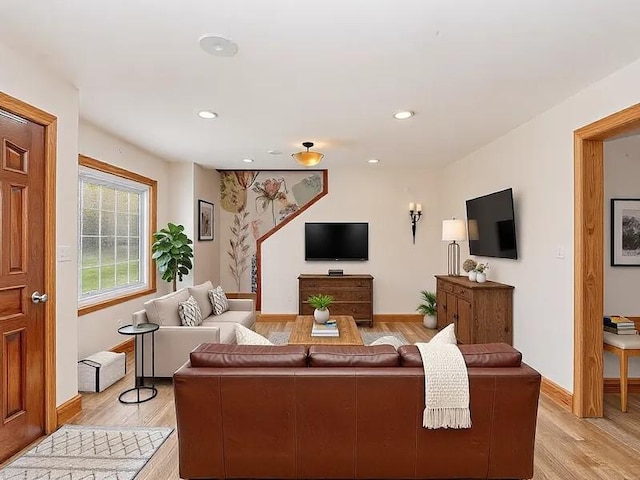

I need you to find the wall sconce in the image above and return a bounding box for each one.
[442,218,468,276]
[409,202,422,244]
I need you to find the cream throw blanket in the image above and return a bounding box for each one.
[416,342,471,429]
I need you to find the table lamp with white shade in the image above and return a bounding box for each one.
[442,219,467,276]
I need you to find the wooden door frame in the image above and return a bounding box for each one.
[574,102,640,417]
[0,92,57,432]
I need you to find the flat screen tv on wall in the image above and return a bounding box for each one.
[305,222,369,261]
[465,188,518,259]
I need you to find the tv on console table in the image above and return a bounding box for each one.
[298,274,374,327]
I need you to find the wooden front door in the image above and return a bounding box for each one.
[0,108,46,460]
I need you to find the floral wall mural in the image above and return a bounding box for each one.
[220,170,325,292]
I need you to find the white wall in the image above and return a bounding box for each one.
[261,167,441,313]
[168,162,195,288]
[193,165,221,285]
[604,134,640,377]
[440,57,640,392]
[77,121,173,358]
[0,42,80,406]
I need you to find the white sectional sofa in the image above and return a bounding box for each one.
[132,281,255,378]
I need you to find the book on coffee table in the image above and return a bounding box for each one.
[311,323,340,337]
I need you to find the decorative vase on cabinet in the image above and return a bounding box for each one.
[468,271,477,282]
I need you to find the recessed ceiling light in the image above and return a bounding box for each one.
[199,34,239,57]
[367,159,380,164]
[267,150,282,155]
[197,110,217,119]
[393,110,415,120]
[243,158,254,163]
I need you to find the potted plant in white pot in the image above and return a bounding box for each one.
[417,290,437,329]
[463,258,478,281]
[474,262,489,283]
[308,294,333,324]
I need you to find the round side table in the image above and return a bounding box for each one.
[117,322,159,404]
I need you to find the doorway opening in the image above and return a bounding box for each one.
[574,102,640,417]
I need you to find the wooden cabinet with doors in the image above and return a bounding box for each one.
[435,275,514,345]
[298,274,374,327]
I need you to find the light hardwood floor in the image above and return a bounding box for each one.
[17,322,640,479]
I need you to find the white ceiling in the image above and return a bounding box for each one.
[1,0,640,169]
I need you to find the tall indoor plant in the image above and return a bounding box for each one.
[152,223,194,291]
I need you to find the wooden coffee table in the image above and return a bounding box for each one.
[289,315,364,346]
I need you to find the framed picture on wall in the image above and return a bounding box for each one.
[198,200,214,241]
[611,198,640,266]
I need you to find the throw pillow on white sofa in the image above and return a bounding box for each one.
[143,289,190,326]
[178,295,203,326]
[235,324,273,345]
[209,286,230,315]
[187,281,214,318]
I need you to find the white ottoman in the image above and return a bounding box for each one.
[78,351,126,393]
[603,331,640,412]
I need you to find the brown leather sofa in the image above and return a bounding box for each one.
[174,343,541,480]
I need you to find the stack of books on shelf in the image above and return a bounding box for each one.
[603,316,638,335]
[311,320,339,337]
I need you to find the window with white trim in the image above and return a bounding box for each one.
[78,160,153,309]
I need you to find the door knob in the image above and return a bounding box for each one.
[31,291,48,304]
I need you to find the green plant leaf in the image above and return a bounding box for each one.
[307,294,334,310]
[152,222,194,289]
[417,290,437,316]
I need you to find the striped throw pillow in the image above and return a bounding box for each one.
[209,286,230,315]
[178,295,203,326]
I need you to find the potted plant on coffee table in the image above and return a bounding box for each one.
[308,294,333,324]
[417,290,437,329]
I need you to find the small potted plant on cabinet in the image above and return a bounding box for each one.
[474,263,489,283]
[308,294,334,324]
[417,290,437,329]
[463,258,478,281]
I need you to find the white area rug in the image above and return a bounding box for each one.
[0,425,173,480]
[268,331,408,346]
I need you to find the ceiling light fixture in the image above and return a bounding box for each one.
[292,142,324,167]
[267,150,282,155]
[367,159,380,164]
[197,110,218,119]
[199,34,239,57]
[393,110,415,120]
[243,158,254,163]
